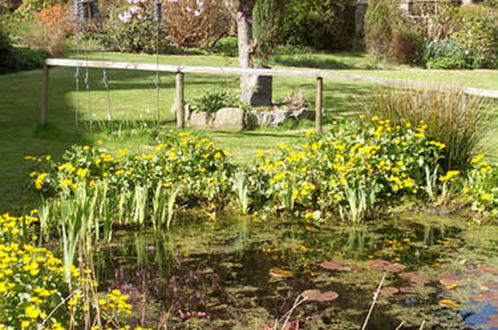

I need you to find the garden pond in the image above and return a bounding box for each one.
[92,213,498,329]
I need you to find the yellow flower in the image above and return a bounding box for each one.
[439,170,460,182]
[34,173,47,190]
[25,305,41,319]
[481,193,492,201]
[471,154,485,164]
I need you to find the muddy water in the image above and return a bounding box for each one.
[94,215,498,329]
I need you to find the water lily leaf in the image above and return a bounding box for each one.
[486,319,498,327]
[439,278,458,289]
[439,299,459,308]
[400,272,430,287]
[367,259,405,273]
[470,294,486,302]
[399,286,416,294]
[380,286,399,296]
[320,261,347,271]
[269,267,294,278]
[485,292,498,299]
[386,263,406,273]
[301,289,339,302]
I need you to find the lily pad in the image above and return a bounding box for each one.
[320,261,348,271]
[269,267,294,278]
[380,286,399,296]
[366,259,405,273]
[301,289,339,302]
[469,294,486,302]
[400,272,430,287]
[399,286,416,294]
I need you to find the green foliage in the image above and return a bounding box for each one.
[27,131,235,225]
[188,89,249,113]
[466,155,498,215]
[0,25,49,73]
[364,88,491,172]
[252,0,287,62]
[420,40,471,69]
[0,212,134,329]
[424,4,498,69]
[485,0,498,8]
[365,0,403,58]
[212,37,238,57]
[452,4,498,68]
[255,119,445,221]
[280,0,355,51]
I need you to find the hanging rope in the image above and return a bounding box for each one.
[153,1,162,125]
[73,0,86,126]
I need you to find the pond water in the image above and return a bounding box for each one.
[94,214,498,329]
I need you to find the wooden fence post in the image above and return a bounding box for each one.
[315,77,323,133]
[40,64,49,125]
[176,72,185,129]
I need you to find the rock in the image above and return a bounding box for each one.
[189,110,212,129]
[212,107,247,132]
[241,73,273,107]
[250,109,289,127]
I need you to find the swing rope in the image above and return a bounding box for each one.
[153,1,162,125]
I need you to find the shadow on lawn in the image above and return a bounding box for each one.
[0,69,89,211]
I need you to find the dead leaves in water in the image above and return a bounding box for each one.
[301,289,339,302]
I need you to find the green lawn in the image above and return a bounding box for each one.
[0,51,497,211]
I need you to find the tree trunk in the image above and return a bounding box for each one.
[237,14,272,107]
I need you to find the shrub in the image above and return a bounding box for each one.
[452,4,498,68]
[365,0,404,58]
[164,0,231,49]
[420,40,471,69]
[101,0,160,54]
[21,22,67,57]
[388,26,424,64]
[0,24,49,73]
[35,4,73,35]
[364,88,492,172]
[280,0,355,51]
[212,37,238,57]
[0,26,16,73]
[188,89,249,113]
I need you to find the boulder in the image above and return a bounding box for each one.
[212,107,247,132]
[189,110,212,129]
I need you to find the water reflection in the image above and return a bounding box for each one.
[93,215,496,329]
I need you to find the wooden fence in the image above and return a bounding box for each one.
[41,58,498,132]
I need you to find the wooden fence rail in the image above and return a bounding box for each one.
[41,58,498,130]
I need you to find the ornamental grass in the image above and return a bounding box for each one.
[364,88,492,172]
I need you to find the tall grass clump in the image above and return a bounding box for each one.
[364,88,492,171]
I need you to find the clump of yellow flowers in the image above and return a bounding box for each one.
[0,212,150,330]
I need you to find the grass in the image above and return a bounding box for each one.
[0,50,496,211]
